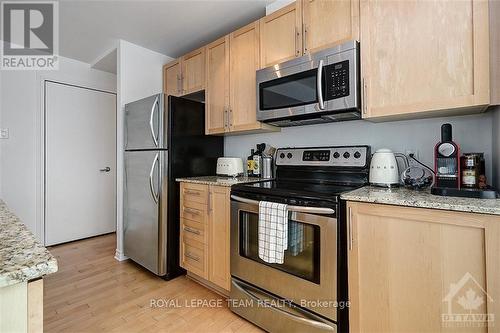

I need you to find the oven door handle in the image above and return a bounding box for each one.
[230,195,335,215]
[232,279,335,332]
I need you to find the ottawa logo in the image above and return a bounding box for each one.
[442,272,494,327]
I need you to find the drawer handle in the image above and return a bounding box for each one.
[185,190,201,196]
[185,252,200,262]
[184,207,200,215]
[184,226,201,235]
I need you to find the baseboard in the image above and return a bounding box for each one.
[114,249,128,261]
[186,272,229,298]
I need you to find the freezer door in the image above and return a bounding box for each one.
[124,94,165,150]
[124,150,168,275]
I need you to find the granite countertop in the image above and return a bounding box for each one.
[0,200,58,288]
[176,176,269,187]
[341,186,500,216]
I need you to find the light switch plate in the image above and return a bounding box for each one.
[0,128,9,139]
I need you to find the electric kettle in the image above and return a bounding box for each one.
[369,149,409,187]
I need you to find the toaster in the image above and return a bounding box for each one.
[216,157,244,177]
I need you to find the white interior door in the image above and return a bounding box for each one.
[45,81,116,246]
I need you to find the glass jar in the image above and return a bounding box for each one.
[461,154,480,188]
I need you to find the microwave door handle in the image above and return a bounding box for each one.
[230,195,335,215]
[317,59,325,110]
[231,279,335,332]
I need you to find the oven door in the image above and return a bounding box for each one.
[230,196,337,321]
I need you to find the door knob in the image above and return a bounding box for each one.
[100,167,111,172]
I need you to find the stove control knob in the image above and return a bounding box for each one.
[333,152,340,159]
[354,151,361,159]
[279,153,285,159]
[343,152,350,159]
[287,153,293,159]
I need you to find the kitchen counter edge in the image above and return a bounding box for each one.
[341,186,500,216]
[0,200,58,288]
[176,176,268,187]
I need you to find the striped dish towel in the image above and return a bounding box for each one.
[258,201,289,264]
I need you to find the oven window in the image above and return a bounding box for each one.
[239,211,321,284]
[259,69,318,110]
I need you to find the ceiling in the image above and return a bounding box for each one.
[59,0,274,64]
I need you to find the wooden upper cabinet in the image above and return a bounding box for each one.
[229,22,262,132]
[302,0,359,54]
[208,186,231,291]
[347,202,500,333]
[259,2,302,69]
[181,47,205,95]
[163,59,181,97]
[361,0,490,120]
[205,36,230,135]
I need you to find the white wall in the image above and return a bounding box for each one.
[493,107,500,189]
[0,52,116,241]
[225,112,496,181]
[266,0,295,14]
[115,40,172,260]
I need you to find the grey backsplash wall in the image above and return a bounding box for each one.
[493,108,500,188]
[225,110,499,186]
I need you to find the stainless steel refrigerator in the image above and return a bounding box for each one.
[123,94,223,278]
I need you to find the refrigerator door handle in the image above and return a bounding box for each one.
[149,96,159,147]
[149,153,160,203]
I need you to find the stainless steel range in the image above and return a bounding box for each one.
[229,145,371,333]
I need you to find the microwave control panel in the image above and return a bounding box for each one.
[325,60,350,100]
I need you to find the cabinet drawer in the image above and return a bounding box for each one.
[181,183,208,205]
[181,218,206,244]
[180,201,207,224]
[181,238,207,279]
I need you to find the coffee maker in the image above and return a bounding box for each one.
[434,123,460,188]
[431,123,498,199]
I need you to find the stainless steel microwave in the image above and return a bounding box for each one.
[256,41,360,127]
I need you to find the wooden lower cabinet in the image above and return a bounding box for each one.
[207,186,231,291]
[179,182,231,292]
[0,279,43,333]
[347,202,500,333]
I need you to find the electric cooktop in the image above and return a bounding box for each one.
[232,180,364,203]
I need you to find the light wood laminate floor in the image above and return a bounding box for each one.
[44,233,262,333]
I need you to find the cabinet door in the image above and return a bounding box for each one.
[361,0,490,120]
[208,185,231,291]
[163,60,181,96]
[229,22,261,132]
[28,279,43,333]
[259,2,302,68]
[205,36,229,135]
[302,0,359,54]
[347,202,500,333]
[182,47,205,94]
